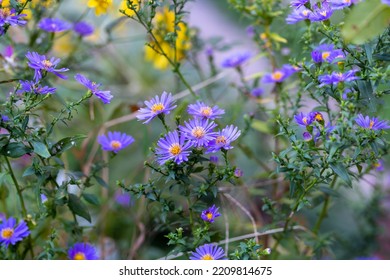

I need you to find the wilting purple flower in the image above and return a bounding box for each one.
[374,160,385,172]
[309,2,333,22]
[155,130,193,165]
[311,44,345,63]
[329,0,358,10]
[206,125,241,153]
[180,118,217,147]
[262,64,296,83]
[291,0,309,8]
[18,80,56,95]
[136,91,176,124]
[294,112,313,127]
[187,101,225,120]
[26,51,69,81]
[221,52,251,68]
[74,74,113,104]
[303,131,313,141]
[0,8,26,27]
[355,114,390,130]
[114,191,132,207]
[251,87,264,97]
[73,21,94,37]
[98,131,134,153]
[318,69,359,87]
[38,18,72,32]
[234,168,243,178]
[68,243,98,260]
[210,156,219,164]
[286,7,312,24]
[0,217,30,248]
[190,243,226,260]
[201,205,221,223]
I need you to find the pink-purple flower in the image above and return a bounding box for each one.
[201,205,221,223]
[26,51,69,82]
[38,18,72,32]
[0,217,30,248]
[136,91,177,124]
[180,118,218,147]
[98,131,135,153]
[187,101,225,120]
[206,125,241,153]
[318,69,359,87]
[155,130,193,165]
[355,114,390,130]
[190,243,226,260]
[68,242,99,260]
[75,73,113,104]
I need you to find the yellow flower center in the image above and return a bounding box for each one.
[200,107,212,117]
[110,140,122,150]
[192,127,206,138]
[322,51,330,60]
[271,71,284,81]
[74,252,86,260]
[206,212,213,220]
[42,59,53,69]
[201,254,214,260]
[216,136,227,145]
[343,0,351,3]
[169,144,182,156]
[151,103,165,113]
[1,8,11,17]
[1,228,14,239]
[320,11,328,17]
[373,162,380,168]
[314,113,323,122]
[260,33,268,40]
[302,117,308,125]
[369,120,375,129]
[302,10,309,16]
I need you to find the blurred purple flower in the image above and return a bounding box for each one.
[374,160,385,172]
[318,69,359,87]
[309,2,333,22]
[201,205,221,223]
[309,111,325,124]
[311,44,345,63]
[290,0,309,8]
[38,18,72,32]
[251,87,264,97]
[206,125,241,153]
[0,8,26,27]
[74,21,94,37]
[136,91,176,124]
[329,0,358,10]
[1,115,9,122]
[0,213,5,223]
[0,217,30,248]
[180,118,218,147]
[382,0,390,5]
[18,80,56,95]
[262,64,296,83]
[210,156,219,164]
[221,52,251,68]
[187,101,225,120]
[286,7,312,24]
[26,51,69,81]
[41,194,48,203]
[68,243,99,260]
[190,244,226,260]
[294,112,313,127]
[303,131,313,141]
[155,130,193,165]
[246,25,255,38]
[75,73,113,104]
[114,191,132,207]
[234,168,243,178]
[98,131,135,153]
[355,114,390,130]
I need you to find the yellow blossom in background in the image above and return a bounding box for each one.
[30,0,53,8]
[88,0,112,16]
[145,7,191,70]
[1,0,33,20]
[52,33,75,57]
[119,0,139,17]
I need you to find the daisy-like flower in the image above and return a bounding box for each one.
[0,8,27,27]
[294,112,313,127]
[262,64,296,83]
[201,205,221,223]
[180,118,218,147]
[187,101,225,120]
[318,69,359,87]
[98,131,135,153]
[26,51,69,82]
[221,52,251,68]
[206,125,241,153]
[68,242,99,260]
[0,217,30,248]
[38,18,72,32]
[73,21,94,37]
[74,74,113,104]
[190,243,226,260]
[355,114,390,130]
[329,0,358,10]
[309,2,333,22]
[87,0,112,16]
[136,91,176,124]
[155,130,193,165]
[18,80,56,95]
[374,160,385,172]
[286,6,312,24]
[290,0,309,8]
[309,111,325,125]
[311,44,345,64]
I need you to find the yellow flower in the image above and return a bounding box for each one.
[145,7,191,70]
[87,0,112,16]
[1,0,33,20]
[119,0,139,17]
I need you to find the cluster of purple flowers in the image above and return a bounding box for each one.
[286,0,359,24]
[137,93,241,165]
[38,18,94,37]
[294,111,333,142]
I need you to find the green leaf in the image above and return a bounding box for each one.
[94,175,109,188]
[68,194,91,222]
[32,141,51,158]
[22,166,35,177]
[50,135,86,156]
[342,0,390,44]
[1,143,32,158]
[82,193,100,206]
[329,163,352,187]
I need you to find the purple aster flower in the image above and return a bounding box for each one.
[234,168,243,178]
[114,191,132,207]
[294,112,313,127]
[382,0,390,5]
[73,21,94,37]
[290,0,309,8]
[0,8,27,27]
[179,118,218,147]
[329,0,358,10]
[68,242,99,260]
[136,91,176,124]
[309,111,325,124]
[311,44,345,63]
[74,74,113,104]
[374,160,385,172]
[355,114,390,130]
[155,130,193,165]
[98,131,135,153]
[262,64,296,83]
[251,87,264,97]
[18,80,56,95]
[38,18,72,32]
[0,217,30,248]
[26,51,69,82]
[187,101,225,120]
[190,243,226,260]
[221,52,251,68]
[303,131,313,141]
[309,2,333,22]
[286,7,312,24]
[206,125,241,153]
[201,205,221,223]
[318,69,359,87]
[210,155,219,164]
